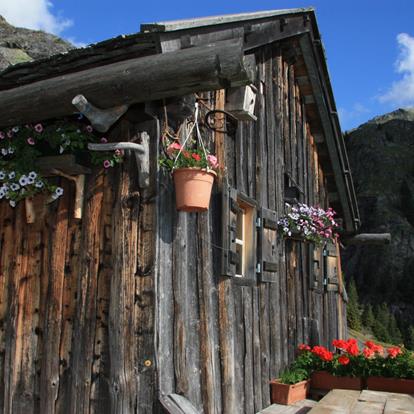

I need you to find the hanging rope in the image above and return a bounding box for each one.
[172,102,209,170]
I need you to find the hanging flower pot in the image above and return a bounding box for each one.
[173,168,216,212]
[159,102,219,212]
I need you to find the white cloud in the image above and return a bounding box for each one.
[0,0,72,35]
[379,33,414,105]
[338,102,371,127]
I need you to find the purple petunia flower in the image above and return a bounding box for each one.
[34,123,43,133]
[103,160,111,169]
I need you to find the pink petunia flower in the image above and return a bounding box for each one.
[103,160,111,169]
[100,137,108,143]
[86,125,93,133]
[27,137,35,145]
[166,141,182,156]
[0,132,4,140]
[207,154,219,168]
[34,123,43,133]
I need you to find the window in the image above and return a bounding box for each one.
[234,198,255,278]
[221,186,257,283]
[222,184,279,284]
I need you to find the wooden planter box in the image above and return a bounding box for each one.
[270,379,309,405]
[367,377,414,394]
[311,371,363,391]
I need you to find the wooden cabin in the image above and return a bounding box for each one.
[0,8,360,414]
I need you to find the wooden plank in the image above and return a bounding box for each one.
[309,389,361,414]
[38,184,70,414]
[351,400,385,414]
[384,393,414,414]
[196,212,222,414]
[359,390,389,404]
[218,276,240,413]
[252,287,263,412]
[233,285,245,410]
[68,172,103,413]
[0,39,256,127]
[160,393,202,414]
[89,173,112,414]
[242,287,254,414]
[156,171,175,398]
[173,212,202,410]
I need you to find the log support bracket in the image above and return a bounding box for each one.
[88,132,150,189]
[342,233,391,246]
[72,94,129,133]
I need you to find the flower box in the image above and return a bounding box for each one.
[366,377,414,394]
[311,371,363,391]
[270,379,310,405]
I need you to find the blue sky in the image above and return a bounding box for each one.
[0,0,413,131]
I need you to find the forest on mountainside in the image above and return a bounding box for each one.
[343,108,414,349]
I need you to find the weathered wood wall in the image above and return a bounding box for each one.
[0,121,157,413]
[0,43,347,414]
[156,43,347,414]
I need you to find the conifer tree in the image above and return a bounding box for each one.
[372,303,391,343]
[406,326,414,350]
[362,304,375,330]
[388,313,403,344]
[347,277,362,330]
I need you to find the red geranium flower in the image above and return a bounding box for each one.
[298,344,311,351]
[312,346,333,361]
[338,355,350,365]
[346,343,360,356]
[183,151,191,159]
[332,339,347,350]
[192,153,201,161]
[363,347,375,358]
[365,341,383,354]
[387,347,402,359]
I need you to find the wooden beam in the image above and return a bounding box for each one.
[343,233,391,246]
[0,39,255,127]
[299,33,358,232]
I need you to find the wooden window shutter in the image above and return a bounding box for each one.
[258,207,278,283]
[221,185,239,277]
[324,239,339,291]
[309,243,323,291]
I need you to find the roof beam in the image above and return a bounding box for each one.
[299,33,358,232]
[0,39,255,127]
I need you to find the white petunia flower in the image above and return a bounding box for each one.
[9,200,16,207]
[19,176,28,186]
[28,171,37,180]
[8,171,15,179]
[10,183,20,191]
[35,181,44,188]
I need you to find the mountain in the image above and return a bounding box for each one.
[343,108,414,339]
[0,15,73,70]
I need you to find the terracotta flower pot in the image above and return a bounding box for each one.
[172,168,216,212]
[270,379,310,405]
[367,377,414,394]
[311,371,363,391]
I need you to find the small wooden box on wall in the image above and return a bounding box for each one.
[225,84,257,121]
